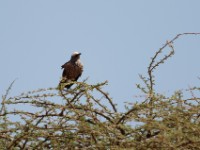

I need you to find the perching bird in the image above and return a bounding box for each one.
[60,52,83,89]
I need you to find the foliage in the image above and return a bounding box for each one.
[1,33,200,150]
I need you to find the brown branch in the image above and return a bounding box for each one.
[96,87,117,113]
[117,107,138,124]
[148,32,200,93]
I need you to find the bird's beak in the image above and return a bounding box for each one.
[78,53,81,55]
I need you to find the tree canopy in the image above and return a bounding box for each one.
[1,33,200,150]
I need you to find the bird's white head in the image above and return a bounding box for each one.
[71,51,81,57]
[70,51,81,62]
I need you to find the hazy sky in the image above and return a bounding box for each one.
[1,1,200,110]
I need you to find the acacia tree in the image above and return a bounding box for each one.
[1,33,200,150]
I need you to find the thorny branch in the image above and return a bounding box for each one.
[148,32,200,97]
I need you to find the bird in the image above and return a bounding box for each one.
[60,52,83,89]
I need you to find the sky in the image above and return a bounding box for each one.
[1,1,200,111]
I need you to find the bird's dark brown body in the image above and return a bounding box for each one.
[61,52,83,89]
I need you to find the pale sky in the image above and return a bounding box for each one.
[1,1,200,110]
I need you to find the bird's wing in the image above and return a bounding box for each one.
[62,62,73,78]
[61,61,83,81]
[61,62,69,69]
